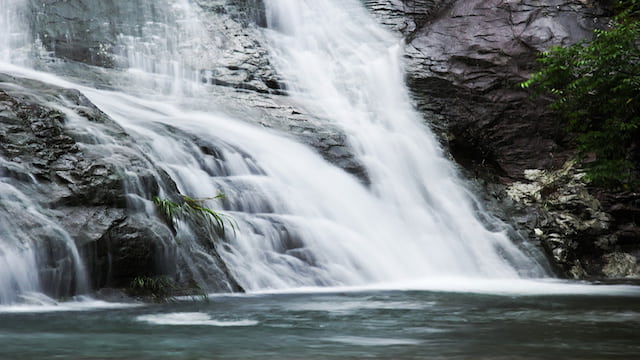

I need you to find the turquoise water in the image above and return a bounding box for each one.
[1,287,639,359]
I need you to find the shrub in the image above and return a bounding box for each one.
[521,1,639,187]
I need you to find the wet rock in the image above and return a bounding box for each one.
[0,74,242,297]
[225,0,267,27]
[193,0,284,94]
[364,0,451,37]
[505,161,639,279]
[88,216,169,289]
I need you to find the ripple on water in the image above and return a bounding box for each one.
[136,312,258,327]
[325,336,422,346]
[286,300,432,314]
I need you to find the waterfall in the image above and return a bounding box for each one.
[260,0,547,280]
[0,0,547,302]
[1,0,88,304]
[0,0,30,64]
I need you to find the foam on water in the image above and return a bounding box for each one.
[244,278,640,297]
[137,312,258,326]
[286,300,431,313]
[0,294,139,313]
[325,336,422,346]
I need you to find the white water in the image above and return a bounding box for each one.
[137,312,258,326]
[244,278,640,297]
[0,0,30,64]
[112,0,213,96]
[0,181,88,303]
[0,0,552,305]
[0,293,137,313]
[261,0,546,279]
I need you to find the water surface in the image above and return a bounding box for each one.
[1,286,639,359]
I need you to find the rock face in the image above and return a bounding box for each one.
[28,0,367,183]
[0,74,243,298]
[29,0,281,93]
[364,0,450,37]
[385,0,609,179]
[504,162,639,279]
[364,0,639,279]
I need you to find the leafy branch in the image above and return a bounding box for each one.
[520,0,640,187]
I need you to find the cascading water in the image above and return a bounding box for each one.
[0,0,88,304]
[0,0,30,64]
[260,0,546,281]
[0,0,549,303]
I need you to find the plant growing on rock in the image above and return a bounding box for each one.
[521,0,640,187]
[129,276,175,301]
[153,194,236,237]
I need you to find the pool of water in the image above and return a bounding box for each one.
[1,284,639,359]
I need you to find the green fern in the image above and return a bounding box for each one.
[153,193,236,237]
[129,276,175,301]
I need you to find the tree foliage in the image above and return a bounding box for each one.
[521,1,640,186]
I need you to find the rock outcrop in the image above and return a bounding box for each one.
[0,73,243,297]
[364,0,639,279]
[505,162,639,279]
